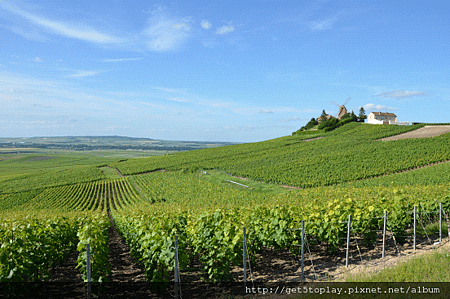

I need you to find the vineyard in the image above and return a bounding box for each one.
[1,123,450,297]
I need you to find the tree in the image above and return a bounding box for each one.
[305,117,318,130]
[319,110,327,122]
[358,107,367,122]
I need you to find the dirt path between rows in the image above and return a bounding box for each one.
[106,190,146,283]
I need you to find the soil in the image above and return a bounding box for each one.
[106,185,146,282]
[229,233,448,283]
[106,224,146,282]
[378,125,450,141]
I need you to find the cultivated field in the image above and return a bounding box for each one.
[1,123,450,297]
[379,125,450,141]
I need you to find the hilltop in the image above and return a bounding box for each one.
[111,122,450,187]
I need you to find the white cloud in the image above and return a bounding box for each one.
[278,116,308,122]
[68,70,98,78]
[308,16,338,31]
[260,109,274,113]
[167,97,191,103]
[0,1,124,44]
[363,103,399,111]
[101,57,144,62]
[201,20,212,29]
[153,86,187,94]
[375,90,428,99]
[215,25,235,35]
[143,7,192,52]
[34,57,43,62]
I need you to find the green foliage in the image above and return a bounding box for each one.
[113,212,188,283]
[0,216,78,281]
[296,118,319,132]
[358,107,367,122]
[112,123,439,188]
[76,214,111,282]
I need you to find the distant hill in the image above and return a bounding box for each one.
[111,122,450,187]
[0,136,237,152]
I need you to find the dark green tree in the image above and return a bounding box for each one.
[358,107,367,122]
[319,110,327,122]
[305,117,318,130]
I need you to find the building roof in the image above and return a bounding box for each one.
[370,112,397,117]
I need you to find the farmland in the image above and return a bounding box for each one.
[1,123,450,296]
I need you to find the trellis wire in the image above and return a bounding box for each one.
[86,243,91,299]
[418,208,433,245]
[440,202,443,243]
[301,220,305,282]
[291,204,448,281]
[345,214,351,267]
[352,233,363,262]
[382,210,387,257]
[420,203,433,226]
[243,227,246,284]
[242,227,254,286]
[304,232,317,280]
[414,206,417,250]
[174,235,181,299]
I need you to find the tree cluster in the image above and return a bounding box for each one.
[294,107,367,134]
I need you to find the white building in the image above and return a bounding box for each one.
[367,112,408,125]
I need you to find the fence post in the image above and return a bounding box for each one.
[346,215,351,267]
[87,243,91,299]
[174,235,179,299]
[243,227,247,285]
[301,220,305,282]
[382,210,387,258]
[413,206,417,251]
[439,202,442,243]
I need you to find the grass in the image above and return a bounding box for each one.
[344,243,450,282]
[197,168,290,195]
[99,166,122,179]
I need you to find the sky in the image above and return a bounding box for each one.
[0,0,449,142]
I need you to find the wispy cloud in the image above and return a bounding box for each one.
[1,24,48,42]
[260,109,274,113]
[0,0,124,44]
[167,97,191,103]
[215,25,235,35]
[33,57,43,62]
[308,16,339,31]
[153,86,187,94]
[363,103,399,111]
[68,70,98,78]
[201,20,211,29]
[101,57,144,63]
[142,7,192,52]
[375,90,428,99]
[278,116,308,122]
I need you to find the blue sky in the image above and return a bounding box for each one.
[0,0,449,142]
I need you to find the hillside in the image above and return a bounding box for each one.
[1,122,450,294]
[111,122,450,187]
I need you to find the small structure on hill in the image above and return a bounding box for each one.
[367,112,408,125]
[331,97,351,119]
[317,114,336,124]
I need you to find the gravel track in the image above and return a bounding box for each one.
[379,125,450,141]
